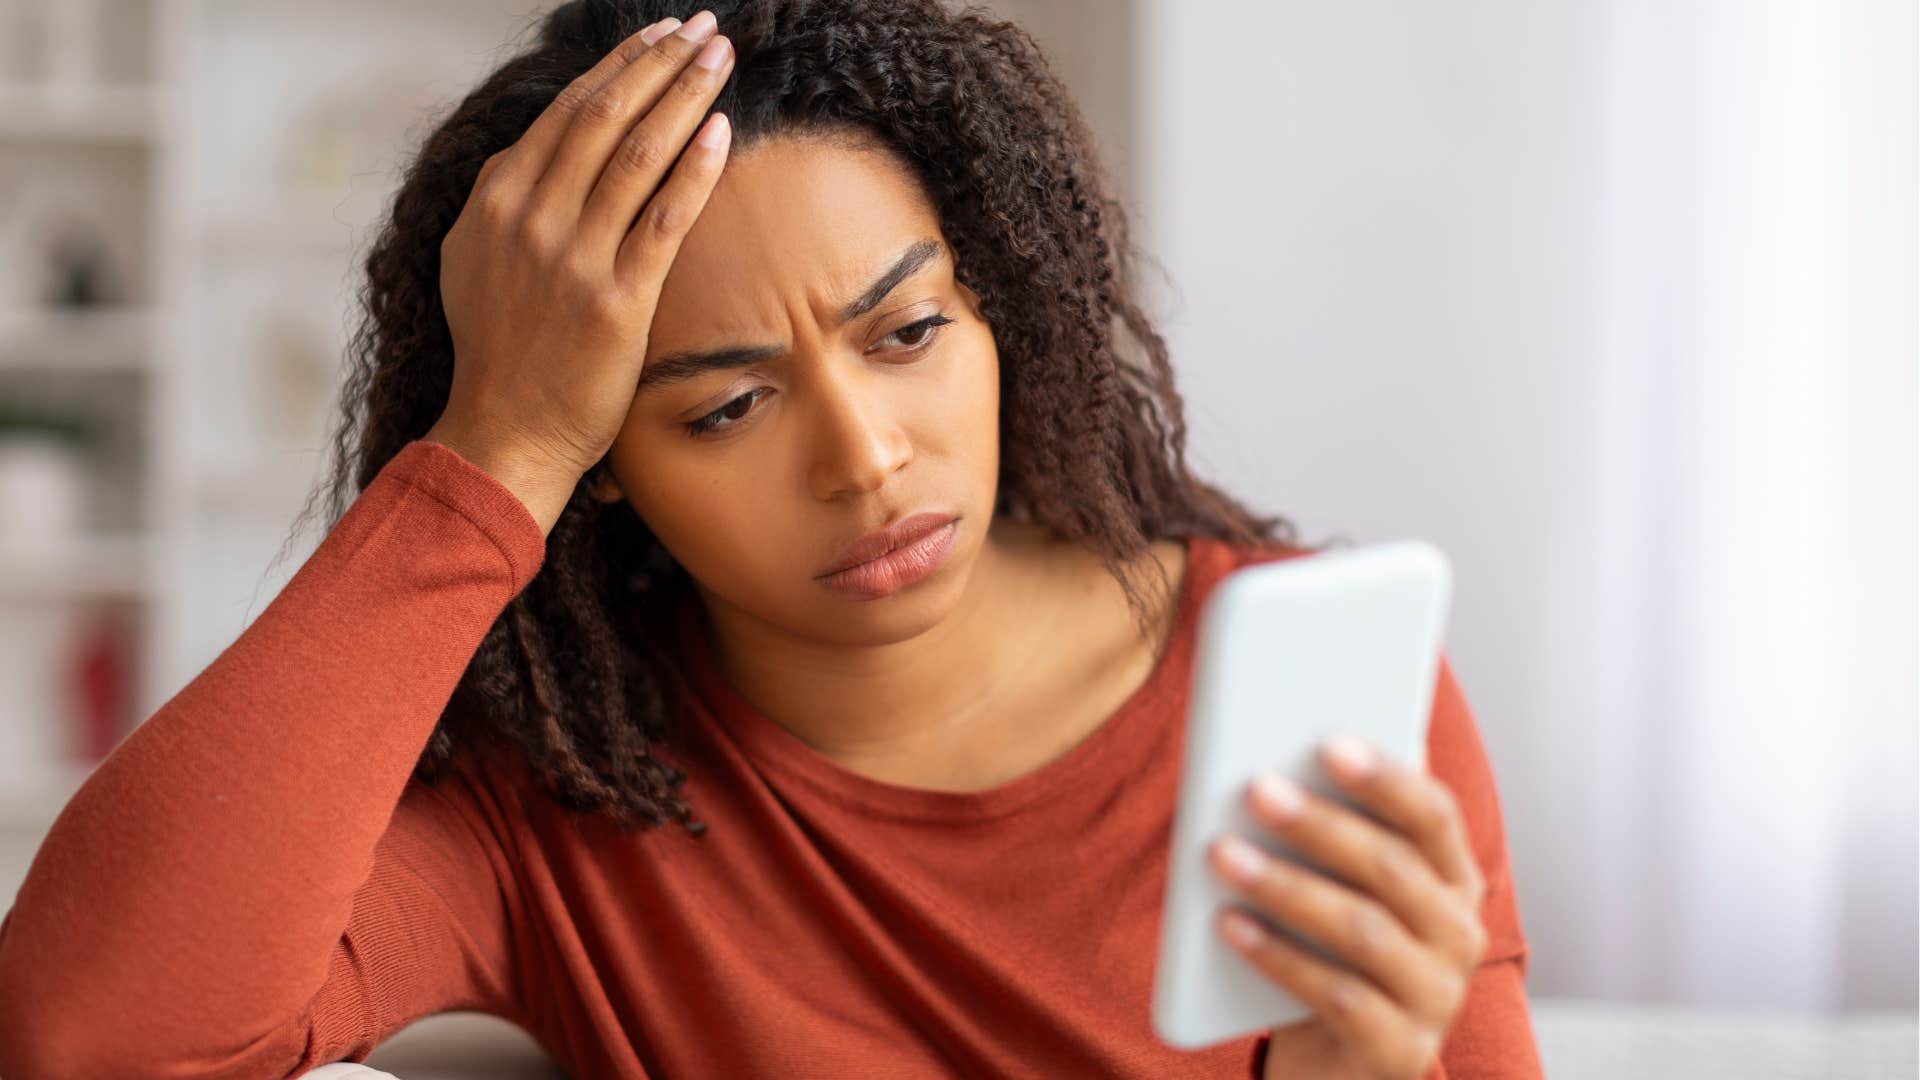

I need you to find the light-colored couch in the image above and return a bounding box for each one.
[299,1011,565,1079]
[296,998,1919,1079]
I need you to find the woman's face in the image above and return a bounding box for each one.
[591,131,1003,646]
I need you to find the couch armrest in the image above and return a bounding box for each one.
[299,1066,403,1080]
[292,1011,566,1080]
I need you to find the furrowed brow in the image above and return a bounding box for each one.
[636,238,947,395]
[836,237,944,325]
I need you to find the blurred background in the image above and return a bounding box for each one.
[0,0,1911,1075]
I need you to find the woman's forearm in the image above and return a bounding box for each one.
[0,438,546,1078]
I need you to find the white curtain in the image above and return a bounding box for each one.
[1582,0,1916,1008]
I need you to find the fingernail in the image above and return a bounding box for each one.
[675,10,719,42]
[694,34,730,70]
[1217,834,1268,883]
[696,112,730,149]
[640,18,682,45]
[1251,771,1304,820]
[1325,734,1376,776]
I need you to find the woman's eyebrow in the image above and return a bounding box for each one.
[636,237,946,395]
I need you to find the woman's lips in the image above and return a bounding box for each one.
[817,511,957,577]
[815,519,958,600]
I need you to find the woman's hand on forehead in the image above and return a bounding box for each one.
[428,12,739,534]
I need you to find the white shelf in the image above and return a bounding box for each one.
[0,307,159,372]
[0,83,172,144]
[0,535,157,599]
[0,0,555,812]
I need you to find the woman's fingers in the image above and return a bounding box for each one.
[1211,836,1465,1022]
[483,17,681,196]
[1235,769,1469,958]
[579,34,735,251]
[616,111,731,287]
[529,12,723,225]
[1311,739,1487,905]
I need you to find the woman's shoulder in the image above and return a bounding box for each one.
[1181,532,1323,592]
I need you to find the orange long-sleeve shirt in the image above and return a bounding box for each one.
[0,437,1540,1079]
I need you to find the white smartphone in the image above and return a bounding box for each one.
[1150,539,1452,1050]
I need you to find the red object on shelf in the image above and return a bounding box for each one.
[69,606,134,761]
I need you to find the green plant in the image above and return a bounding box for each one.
[0,399,99,450]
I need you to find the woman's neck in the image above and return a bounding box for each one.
[695,517,1178,786]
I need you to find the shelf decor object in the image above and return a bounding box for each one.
[0,401,95,547]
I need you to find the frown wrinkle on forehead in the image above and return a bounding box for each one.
[632,134,956,396]
[636,237,948,395]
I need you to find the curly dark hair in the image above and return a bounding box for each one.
[282,0,1320,840]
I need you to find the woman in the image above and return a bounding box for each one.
[0,2,1538,1078]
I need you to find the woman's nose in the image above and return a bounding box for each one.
[806,365,913,501]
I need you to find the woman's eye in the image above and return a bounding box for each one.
[685,388,766,439]
[683,314,955,440]
[877,313,955,351]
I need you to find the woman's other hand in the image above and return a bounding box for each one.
[1208,737,1489,1080]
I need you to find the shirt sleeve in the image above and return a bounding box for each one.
[300,754,533,1070]
[0,438,549,1080]
[1427,652,1543,1077]
[1247,653,1542,1080]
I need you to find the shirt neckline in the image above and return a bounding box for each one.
[676,534,1223,824]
